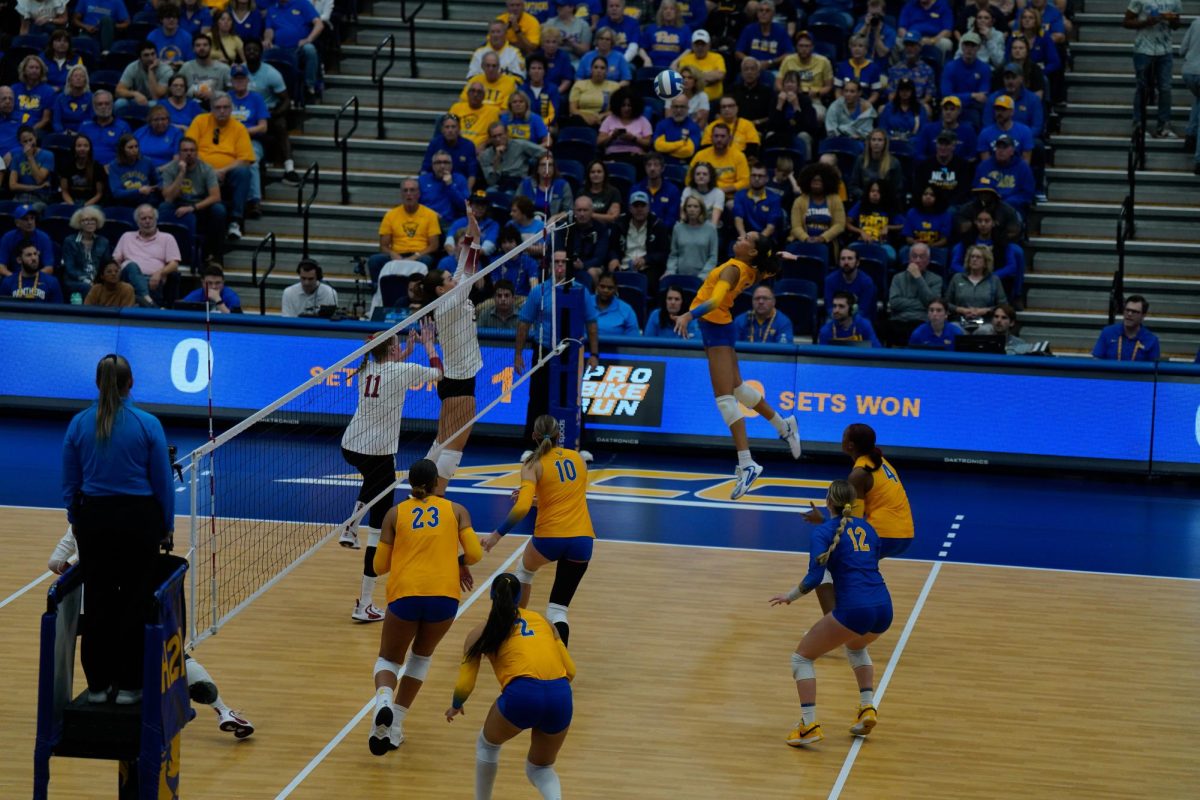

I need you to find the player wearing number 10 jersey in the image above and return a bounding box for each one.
[482,415,595,646]
[339,326,444,623]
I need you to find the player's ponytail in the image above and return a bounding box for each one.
[467,573,523,660]
[407,458,439,500]
[845,423,882,471]
[752,240,781,279]
[818,479,857,566]
[418,270,448,307]
[357,333,395,372]
[526,414,560,464]
[94,354,132,442]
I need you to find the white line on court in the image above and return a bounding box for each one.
[273,544,527,800]
[0,570,53,611]
[827,560,943,800]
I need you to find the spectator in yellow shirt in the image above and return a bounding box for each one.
[776,31,835,122]
[689,123,749,205]
[449,83,503,148]
[368,178,443,278]
[497,0,540,55]
[701,96,761,157]
[672,29,726,102]
[185,92,256,240]
[459,52,520,108]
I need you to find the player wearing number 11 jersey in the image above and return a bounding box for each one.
[481,415,595,646]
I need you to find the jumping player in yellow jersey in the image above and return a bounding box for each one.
[446,573,576,800]
[481,415,593,646]
[367,459,483,755]
[803,423,915,614]
[672,232,803,500]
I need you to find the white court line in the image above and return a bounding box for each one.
[274,544,527,800]
[0,570,53,611]
[827,560,943,800]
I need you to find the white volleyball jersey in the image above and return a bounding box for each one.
[436,239,483,381]
[341,360,442,456]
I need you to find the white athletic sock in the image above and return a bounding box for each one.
[345,501,365,533]
[801,703,816,726]
[476,734,501,800]
[285,159,295,172]
[211,697,230,715]
[393,704,409,722]
[359,575,375,606]
[525,760,562,799]
[376,686,393,708]
[859,688,874,705]
[767,413,788,435]
[736,450,754,468]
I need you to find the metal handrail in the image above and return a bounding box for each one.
[371,34,396,136]
[250,232,277,316]
[398,1,426,79]
[297,161,320,260]
[334,96,358,204]
[441,0,448,20]
[1109,196,1132,325]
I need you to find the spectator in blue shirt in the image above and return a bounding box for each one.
[735,1,794,72]
[229,65,271,212]
[180,265,243,312]
[420,150,471,224]
[179,0,213,38]
[0,204,56,276]
[81,91,134,166]
[107,134,160,206]
[819,291,882,347]
[825,247,879,322]
[73,0,131,52]
[652,94,702,165]
[0,87,21,155]
[888,32,939,117]
[836,37,887,107]
[264,0,324,98]
[422,114,479,187]
[677,0,707,30]
[633,152,682,224]
[134,106,184,169]
[7,126,56,206]
[595,0,641,66]
[940,32,992,126]
[11,55,56,131]
[903,184,953,250]
[1092,295,1161,362]
[53,67,94,135]
[734,285,794,343]
[854,0,898,64]
[534,28,577,94]
[446,192,500,256]
[897,0,956,57]
[908,296,963,349]
[149,4,194,66]
[593,270,641,337]
[978,95,1035,162]
[913,96,978,161]
[644,283,700,338]
[1,241,62,301]
[576,28,633,82]
[230,0,266,41]
[62,353,174,704]
[642,0,691,69]
[733,162,783,242]
[985,65,1045,135]
[491,225,541,294]
[974,133,1034,214]
[519,55,563,129]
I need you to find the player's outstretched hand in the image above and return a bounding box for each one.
[445,706,464,722]
[768,594,793,606]
[459,563,474,591]
[480,532,502,552]
[801,503,824,524]
[673,311,693,338]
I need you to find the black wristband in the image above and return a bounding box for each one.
[458,554,466,565]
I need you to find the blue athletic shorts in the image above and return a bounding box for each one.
[699,318,736,348]
[878,538,912,559]
[833,602,894,636]
[387,595,458,623]
[497,677,573,734]
[531,535,593,562]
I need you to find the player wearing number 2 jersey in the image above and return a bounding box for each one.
[368,459,483,755]
[339,327,444,622]
[481,415,595,646]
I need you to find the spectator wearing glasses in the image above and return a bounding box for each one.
[370,178,442,278]
[702,96,761,158]
[186,92,256,240]
[422,115,479,188]
[733,162,784,244]
[448,82,502,148]
[733,285,794,344]
[818,291,882,347]
[113,204,182,307]
[1092,295,1160,362]
[180,265,242,312]
[80,92,133,167]
[653,94,702,165]
[264,0,324,102]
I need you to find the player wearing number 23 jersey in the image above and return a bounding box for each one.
[383,494,483,606]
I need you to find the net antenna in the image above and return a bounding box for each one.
[183,215,572,647]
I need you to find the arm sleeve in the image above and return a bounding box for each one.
[799,526,830,592]
[451,654,482,709]
[558,640,577,681]
[689,277,732,318]
[497,479,535,535]
[372,541,393,575]
[458,526,483,566]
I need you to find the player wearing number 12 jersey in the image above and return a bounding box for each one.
[339,326,444,622]
[481,415,594,646]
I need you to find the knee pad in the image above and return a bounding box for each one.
[436,449,463,481]
[374,657,401,680]
[733,382,762,408]
[545,602,568,627]
[404,652,432,682]
[476,730,502,764]
[365,528,381,548]
[791,652,815,681]
[514,563,537,585]
[715,394,743,427]
[548,559,589,608]
[846,647,872,670]
[185,657,219,704]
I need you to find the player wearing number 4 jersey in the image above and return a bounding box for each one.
[368,459,483,755]
[339,326,444,622]
[482,415,594,647]
[771,480,893,747]
[418,207,486,498]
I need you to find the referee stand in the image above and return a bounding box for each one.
[34,555,193,800]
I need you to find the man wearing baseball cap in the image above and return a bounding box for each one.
[953,175,1022,241]
[986,63,1045,136]
[973,133,1035,215]
[940,30,991,125]
[914,95,978,161]
[672,28,726,102]
[228,63,270,220]
[897,0,955,56]
[607,190,670,296]
[914,129,973,206]
[978,94,1034,163]
[0,204,55,277]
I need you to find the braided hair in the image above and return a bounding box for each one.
[817,479,858,566]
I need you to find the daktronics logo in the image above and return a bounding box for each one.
[582,361,665,426]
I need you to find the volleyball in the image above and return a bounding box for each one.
[653,69,684,100]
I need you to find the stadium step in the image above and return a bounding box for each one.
[1050,134,1196,170]
[1044,167,1197,205]
[1022,284,1200,317]
[1027,236,1200,279]
[1065,72,1193,106]
[300,106,443,141]
[1057,103,1190,137]
[1069,41,1188,75]
[334,44,473,82]
[1037,202,1200,244]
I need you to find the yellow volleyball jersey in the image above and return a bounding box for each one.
[854,455,915,539]
[690,259,758,325]
[386,496,467,601]
[533,448,594,539]
[490,610,569,688]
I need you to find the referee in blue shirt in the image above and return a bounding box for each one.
[62,354,175,705]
